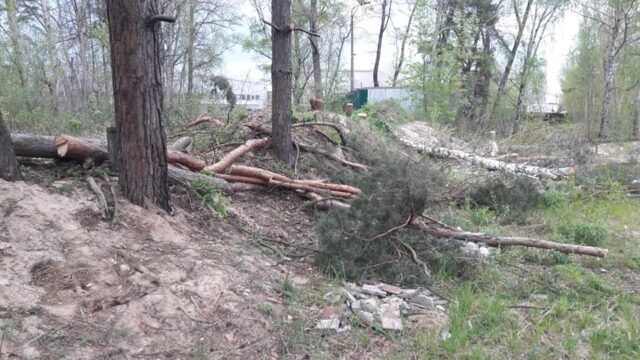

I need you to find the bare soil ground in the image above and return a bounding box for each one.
[0,175,318,359]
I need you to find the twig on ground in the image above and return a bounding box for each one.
[87,176,110,220]
[102,173,117,223]
[293,141,300,178]
[23,324,70,346]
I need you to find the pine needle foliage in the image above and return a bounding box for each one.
[314,130,478,286]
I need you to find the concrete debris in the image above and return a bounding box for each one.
[362,284,387,297]
[315,316,340,330]
[379,303,403,331]
[355,310,375,327]
[460,242,491,257]
[314,282,449,333]
[409,294,435,309]
[381,284,402,295]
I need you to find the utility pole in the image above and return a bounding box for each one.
[350,13,355,91]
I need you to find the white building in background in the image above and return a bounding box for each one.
[228,79,270,111]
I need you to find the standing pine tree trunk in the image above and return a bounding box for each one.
[106,0,172,212]
[634,86,640,140]
[490,0,533,121]
[6,0,27,89]
[598,47,620,140]
[373,0,392,88]
[0,111,22,181]
[271,0,294,164]
[309,0,322,99]
[392,0,417,86]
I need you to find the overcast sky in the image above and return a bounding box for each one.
[221,1,581,103]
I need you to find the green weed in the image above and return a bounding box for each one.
[191,177,230,217]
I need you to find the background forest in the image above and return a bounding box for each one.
[1,0,639,142]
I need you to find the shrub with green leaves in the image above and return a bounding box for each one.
[558,222,609,247]
[468,176,544,224]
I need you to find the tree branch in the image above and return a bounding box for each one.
[145,15,177,26]
[261,19,319,37]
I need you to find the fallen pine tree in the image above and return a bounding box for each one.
[298,194,608,258]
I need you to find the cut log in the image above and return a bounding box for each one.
[166,151,206,171]
[229,165,359,195]
[225,165,358,198]
[156,165,262,194]
[342,102,353,117]
[215,173,269,185]
[12,133,205,171]
[168,136,192,152]
[412,221,608,258]
[186,115,225,128]
[310,98,325,111]
[393,129,573,180]
[294,179,361,195]
[54,135,108,163]
[11,134,57,159]
[299,191,352,211]
[269,179,354,199]
[229,165,290,182]
[205,138,269,173]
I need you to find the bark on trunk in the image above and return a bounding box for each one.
[0,111,22,181]
[6,0,27,89]
[107,127,119,172]
[392,0,417,86]
[271,0,294,164]
[599,51,618,140]
[634,87,640,140]
[491,0,533,120]
[106,0,172,211]
[373,0,391,87]
[298,0,323,99]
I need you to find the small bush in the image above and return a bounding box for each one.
[558,222,609,247]
[543,189,569,208]
[469,207,496,227]
[468,176,544,224]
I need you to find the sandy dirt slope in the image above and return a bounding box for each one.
[0,178,315,359]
